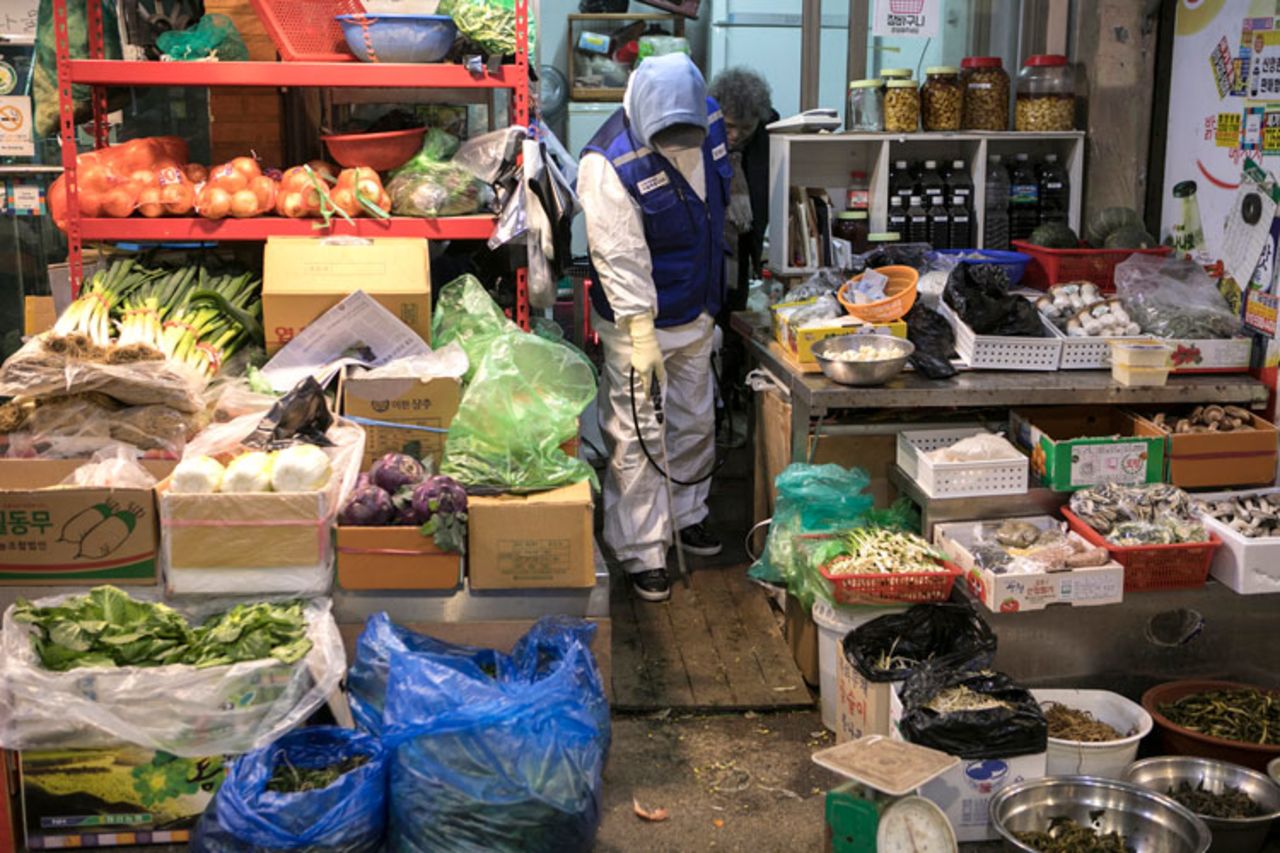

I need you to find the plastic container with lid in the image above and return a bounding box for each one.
[847,78,884,131]
[884,80,920,132]
[868,232,901,248]
[1016,54,1074,131]
[834,210,870,254]
[847,170,870,211]
[960,56,1009,131]
[921,66,963,131]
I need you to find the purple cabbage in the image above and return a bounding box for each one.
[411,475,468,519]
[369,452,426,495]
[338,485,395,526]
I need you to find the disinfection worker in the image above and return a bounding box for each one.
[579,54,730,603]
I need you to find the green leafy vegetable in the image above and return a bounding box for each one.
[266,752,371,794]
[13,586,312,672]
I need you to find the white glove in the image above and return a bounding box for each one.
[625,312,665,386]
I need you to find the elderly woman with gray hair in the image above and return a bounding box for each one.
[708,68,777,421]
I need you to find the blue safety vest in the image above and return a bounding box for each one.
[584,97,731,328]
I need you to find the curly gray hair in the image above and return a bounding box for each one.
[708,67,773,127]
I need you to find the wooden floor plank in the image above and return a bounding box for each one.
[662,574,737,706]
[609,568,655,709]
[692,568,780,708]
[625,581,697,709]
[719,566,812,699]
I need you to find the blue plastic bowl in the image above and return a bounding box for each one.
[936,248,1032,285]
[335,13,458,63]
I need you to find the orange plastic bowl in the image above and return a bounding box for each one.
[837,265,919,323]
[321,126,426,171]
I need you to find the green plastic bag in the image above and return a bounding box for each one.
[749,463,874,609]
[156,14,249,61]
[436,276,597,492]
[440,0,536,56]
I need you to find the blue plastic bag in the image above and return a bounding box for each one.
[378,616,609,853]
[190,727,387,853]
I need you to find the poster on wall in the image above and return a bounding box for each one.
[871,0,939,39]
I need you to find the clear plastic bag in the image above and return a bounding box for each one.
[787,268,846,300]
[156,14,249,61]
[381,617,607,853]
[60,444,158,489]
[453,126,526,185]
[190,727,386,853]
[387,162,486,217]
[0,393,197,456]
[1115,254,1244,339]
[636,35,690,64]
[432,275,519,382]
[0,594,345,756]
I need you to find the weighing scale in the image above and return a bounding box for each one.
[812,736,959,853]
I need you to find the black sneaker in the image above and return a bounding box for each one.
[679,521,723,556]
[631,569,671,602]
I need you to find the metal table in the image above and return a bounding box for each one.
[731,312,1271,462]
[888,465,1071,536]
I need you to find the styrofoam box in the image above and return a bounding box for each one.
[896,427,1030,499]
[816,600,907,739]
[938,301,1063,371]
[1198,487,1280,595]
[918,751,1048,843]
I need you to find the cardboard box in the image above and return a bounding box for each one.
[1166,337,1253,373]
[934,517,1125,613]
[1011,408,1163,491]
[19,746,224,849]
[783,593,819,687]
[467,481,594,589]
[339,372,461,469]
[918,751,1048,843]
[835,653,896,742]
[1130,409,1278,488]
[23,296,56,337]
[772,298,907,363]
[0,460,169,586]
[263,237,431,354]
[336,526,462,591]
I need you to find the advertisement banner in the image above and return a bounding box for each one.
[871,0,939,39]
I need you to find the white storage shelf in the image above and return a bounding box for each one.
[896,426,1030,499]
[768,131,1086,276]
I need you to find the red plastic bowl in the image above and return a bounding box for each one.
[1142,679,1280,772]
[321,126,426,171]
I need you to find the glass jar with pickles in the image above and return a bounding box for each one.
[1016,54,1074,131]
[884,80,920,133]
[921,66,963,131]
[960,56,1009,131]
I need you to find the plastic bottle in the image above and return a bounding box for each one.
[1008,153,1040,241]
[948,194,972,249]
[1037,153,1069,226]
[943,159,973,209]
[846,170,870,212]
[907,195,929,244]
[927,195,950,249]
[916,159,945,205]
[984,154,1010,250]
[888,195,907,239]
[889,159,914,205]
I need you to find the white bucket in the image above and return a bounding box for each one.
[812,600,904,731]
[1032,688,1153,779]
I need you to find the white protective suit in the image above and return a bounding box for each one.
[580,64,720,574]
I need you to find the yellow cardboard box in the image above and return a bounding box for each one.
[771,298,907,363]
[468,481,594,589]
[263,236,431,354]
[339,372,461,469]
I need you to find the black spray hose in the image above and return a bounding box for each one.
[628,365,726,487]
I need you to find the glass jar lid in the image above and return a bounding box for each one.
[925,66,960,76]
[868,232,901,242]
[838,210,869,220]
[881,68,913,79]
[849,78,881,89]
[1025,54,1068,67]
[961,56,1003,69]
[886,80,918,88]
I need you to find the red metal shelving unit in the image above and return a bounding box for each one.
[52,0,532,328]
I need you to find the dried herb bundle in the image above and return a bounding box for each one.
[1043,702,1129,742]
[266,753,371,794]
[924,684,1011,714]
[1014,816,1133,852]
[1166,779,1264,819]
[1159,688,1280,746]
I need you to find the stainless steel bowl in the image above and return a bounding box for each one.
[990,775,1211,853]
[1270,756,1280,787]
[811,335,914,386]
[1124,756,1280,853]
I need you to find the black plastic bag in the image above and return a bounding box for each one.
[244,377,333,449]
[898,668,1048,759]
[944,263,1045,337]
[843,603,996,684]
[903,303,957,379]
[861,242,933,272]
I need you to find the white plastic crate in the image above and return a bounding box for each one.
[896,427,1030,499]
[1198,487,1280,595]
[938,302,1063,371]
[1046,324,1151,370]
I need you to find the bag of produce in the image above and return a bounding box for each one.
[748,463,874,608]
[843,602,997,684]
[944,262,1046,337]
[1114,253,1243,339]
[439,0,535,56]
[190,727,386,853]
[432,274,520,380]
[387,161,486,217]
[382,617,608,853]
[156,13,249,61]
[0,588,345,756]
[897,667,1048,759]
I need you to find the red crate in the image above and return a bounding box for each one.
[1012,241,1172,292]
[818,558,962,606]
[249,0,365,62]
[1062,507,1218,592]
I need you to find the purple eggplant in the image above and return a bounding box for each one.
[368,453,427,495]
[338,485,395,526]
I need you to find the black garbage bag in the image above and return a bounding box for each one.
[944,263,1045,337]
[903,303,957,379]
[898,668,1048,759]
[861,242,933,272]
[843,603,996,684]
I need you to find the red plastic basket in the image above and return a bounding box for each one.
[1012,241,1172,292]
[818,558,962,606]
[249,0,365,62]
[1061,507,1218,592]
